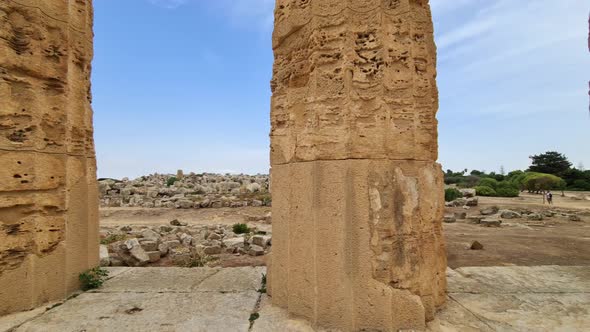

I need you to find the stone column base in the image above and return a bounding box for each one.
[268,159,447,331]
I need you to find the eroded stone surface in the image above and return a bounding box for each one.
[0,0,98,315]
[269,0,446,330]
[270,0,439,165]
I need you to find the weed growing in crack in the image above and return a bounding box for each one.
[258,273,267,293]
[79,267,109,291]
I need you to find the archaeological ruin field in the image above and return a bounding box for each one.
[1,0,589,331]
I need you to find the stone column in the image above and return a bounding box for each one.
[268,0,446,330]
[0,0,98,315]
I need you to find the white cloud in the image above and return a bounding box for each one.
[436,17,494,50]
[435,0,590,170]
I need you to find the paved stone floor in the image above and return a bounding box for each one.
[1,266,588,331]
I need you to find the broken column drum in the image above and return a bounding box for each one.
[268,0,447,331]
[0,0,98,315]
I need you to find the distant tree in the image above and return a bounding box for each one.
[500,165,506,176]
[464,175,481,188]
[528,151,572,177]
[506,170,524,181]
[521,173,567,198]
[470,170,484,176]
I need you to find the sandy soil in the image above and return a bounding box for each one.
[100,206,271,227]
[478,191,590,211]
[100,193,590,269]
[445,194,590,268]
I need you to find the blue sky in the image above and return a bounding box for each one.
[93,0,590,179]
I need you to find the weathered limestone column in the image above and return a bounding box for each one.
[0,0,98,315]
[268,0,447,330]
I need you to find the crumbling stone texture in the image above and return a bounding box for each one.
[268,0,447,330]
[0,0,98,315]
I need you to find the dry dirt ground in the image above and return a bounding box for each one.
[100,192,590,269]
[445,192,590,268]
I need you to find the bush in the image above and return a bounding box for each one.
[478,178,499,189]
[166,176,178,187]
[572,179,590,191]
[79,267,109,291]
[444,188,462,202]
[475,186,497,197]
[232,223,250,234]
[495,187,520,197]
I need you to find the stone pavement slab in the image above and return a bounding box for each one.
[196,266,266,292]
[0,306,51,332]
[2,267,265,332]
[2,266,588,331]
[253,266,590,332]
[448,292,590,331]
[450,266,590,294]
[15,292,258,332]
[98,267,221,293]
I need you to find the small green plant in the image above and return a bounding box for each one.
[233,223,250,234]
[444,188,462,202]
[79,267,109,291]
[249,313,260,322]
[100,234,128,245]
[258,273,267,293]
[166,176,178,187]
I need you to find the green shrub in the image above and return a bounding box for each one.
[475,186,497,197]
[79,267,109,291]
[495,187,520,197]
[232,223,250,234]
[166,176,178,187]
[478,178,499,189]
[572,179,590,191]
[444,188,462,202]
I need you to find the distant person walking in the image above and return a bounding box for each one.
[546,191,553,205]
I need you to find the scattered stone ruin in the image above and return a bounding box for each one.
[0,0,447,329]
[98,173,270,209]
[268,0,446,330]
[0,0,98,315]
